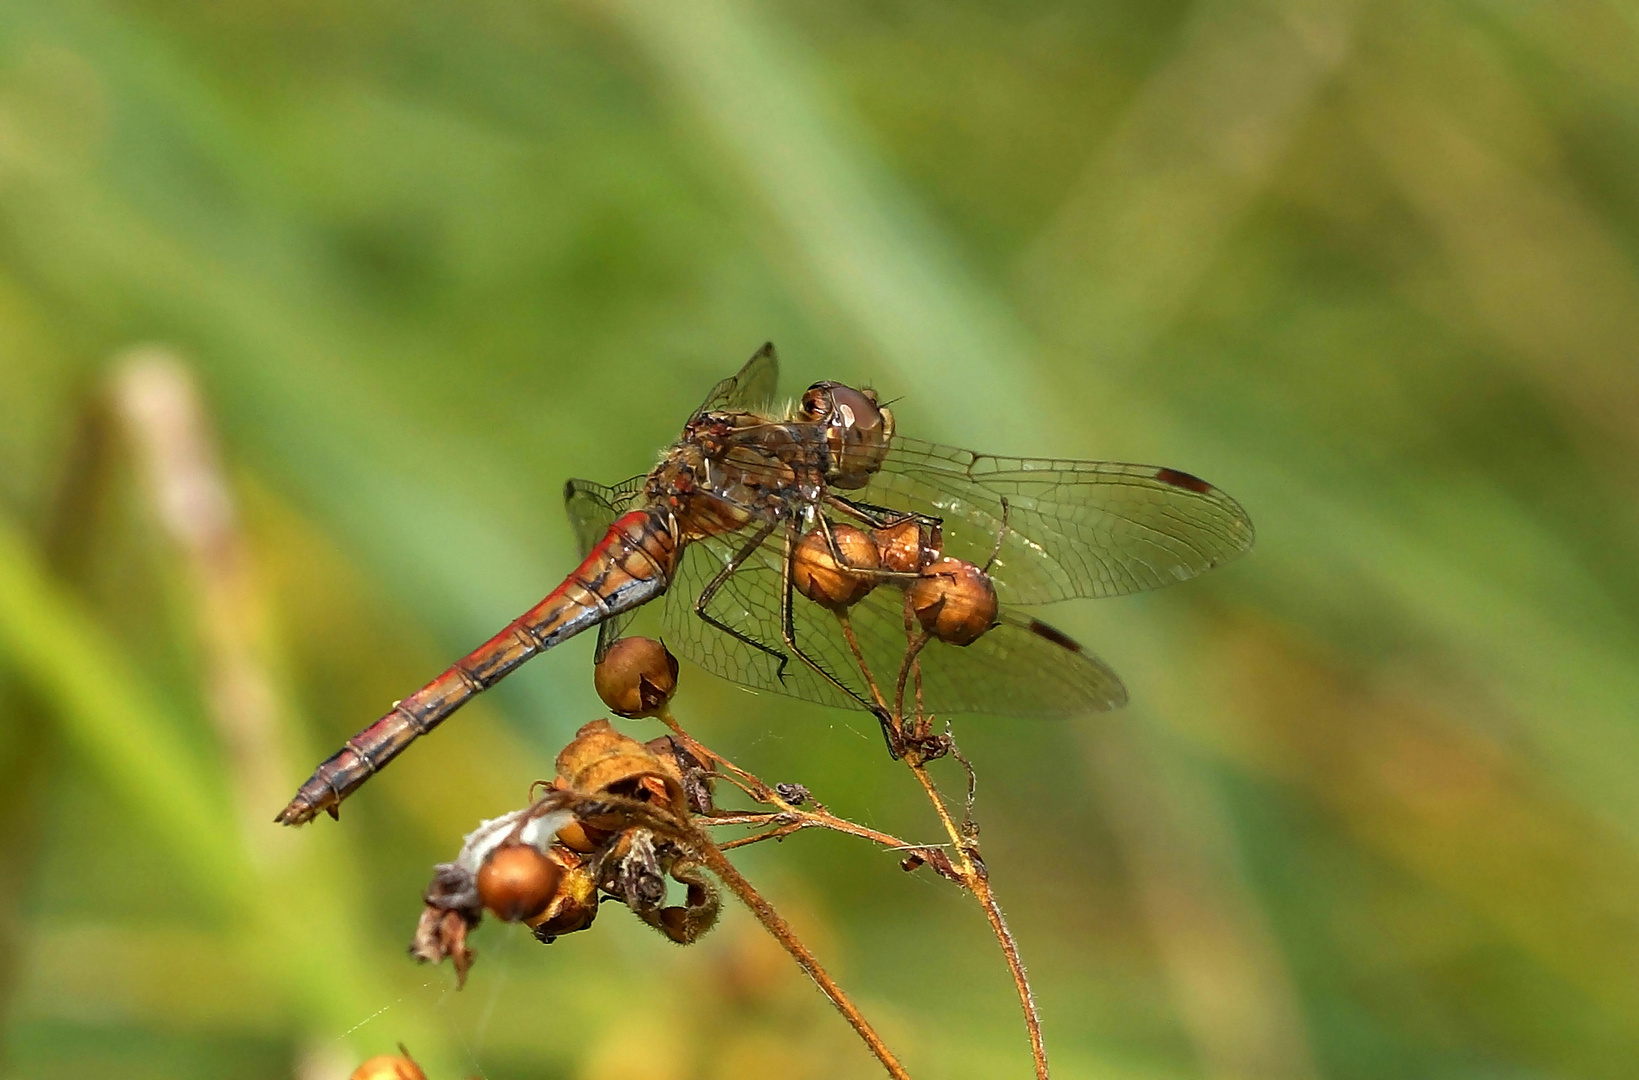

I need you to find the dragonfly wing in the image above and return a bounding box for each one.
[563,475,648,659]
[659,531,857,711]
[860,437,1254,605]
[837,591,1127,718]
[661,530,1124,718]
[564,476,647,553]
[692,342,782,419]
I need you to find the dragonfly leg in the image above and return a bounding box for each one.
[778,519,901,758]
[692,520,790,674]
[983,496,1010,575]
[825,494,941,533]
[827,494,943,584]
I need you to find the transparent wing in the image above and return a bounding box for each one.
[692,342,781,420]
[857,437,1254,605]
[564,476,646,554]
[563,475,648,659]
[660,530,1125,718]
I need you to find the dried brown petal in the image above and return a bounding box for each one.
[410,906,477,987]
[652,860,721,945]
[556,719,686,811]
[647,735,716,814]
[526,845,601,942]
[899,846,967,886]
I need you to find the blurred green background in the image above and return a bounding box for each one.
[3,1,1638,1078]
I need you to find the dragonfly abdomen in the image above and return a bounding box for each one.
[275,508,678,825]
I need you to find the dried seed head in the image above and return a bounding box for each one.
[554,818,602,854]
[350,1054,427,1080]
[906,558,998,645]
[594,636,680,718]
[410,894,478,985]
[477,843,563,922]
[526,846,601,941]
[793,524,880,609]
[556,719,687,811]
[873,519,939,576]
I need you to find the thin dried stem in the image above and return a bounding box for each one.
[893,631,930,724]
[651,713,918,1076]
[902,754,1049,1079]
[837,614,892,720]
[891,630,1051,1078]
[686,825,913,1079]
[660,646,1045,1077]
[716,822,807,850]
[661,714,918,853]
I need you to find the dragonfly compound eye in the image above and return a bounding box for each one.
[350,1054,427,1080]
[794,524,881,609]
[906,558,998,646]
[594,636,680,718]
[798,381,894,489]
[798,384,829,422]
[478,842,564,922]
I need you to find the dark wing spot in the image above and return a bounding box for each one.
[1155,467,1213,494]
[1028,619,1083,653]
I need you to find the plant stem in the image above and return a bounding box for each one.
[690,829,913,1080]
[661,713,915,851]
[905,758,1049,1080]
[654,713,914,1077]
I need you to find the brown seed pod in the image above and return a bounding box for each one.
[477,842,563,922]
[553,818,603,854]
[906,558,998,646]
[792,524,880,609]
[350,1054,427,1080]
[526,845,601,941]
[594,636,680,718]
[873,518,940,576]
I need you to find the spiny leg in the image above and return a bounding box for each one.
[983,496,1010,575]
[779,518,900,757]
[826,494,942,584]
[826,495,941,532]
[692,519,789,675]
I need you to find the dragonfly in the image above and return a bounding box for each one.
[277,344,1253,825]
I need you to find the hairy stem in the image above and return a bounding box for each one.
[904,758,1048,1079]
[662,713,915,851]
[690,828,913,1080]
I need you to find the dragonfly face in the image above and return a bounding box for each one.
[277,342,1254,826]
[796,381,895,490]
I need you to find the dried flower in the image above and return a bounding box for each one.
[905,558,998,645]
[593,636,679,718]
[792,524,880,609]
[556,719,687,812]
[350,1050,427,1080]
[477,843,563,922]
[872,518,941,576]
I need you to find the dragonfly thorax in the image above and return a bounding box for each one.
[646,416,818,541]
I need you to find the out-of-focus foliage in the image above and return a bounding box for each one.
[1,0,1637,1077]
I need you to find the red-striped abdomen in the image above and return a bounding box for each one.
[275,509,677,825]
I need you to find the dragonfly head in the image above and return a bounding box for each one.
[797,381,894,489]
